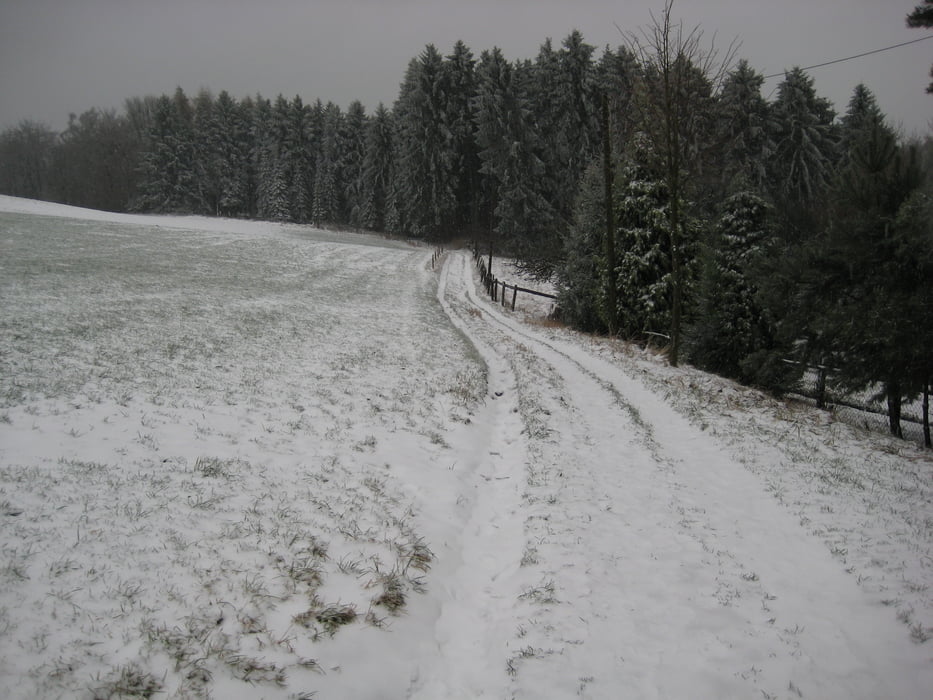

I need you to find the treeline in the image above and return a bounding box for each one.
[1,14,931,442]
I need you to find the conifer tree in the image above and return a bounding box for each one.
[613,162,674,339]
[474,48,555,270]
[716,59,774,195]
[768,67,837,213]
[444,40,481,236]
[360,103,394,231]
[393,45,457,239]
[135,89,199,212]
[212,90,251,217]
[559,161,606,332]
[287,95,313,223]
[311,102,343,227]
[776,110,929,436]
[342,100,369,228]
[688,191,774,381]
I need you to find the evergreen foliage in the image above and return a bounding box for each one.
[474,48,555,270]
[688,192,774,382]
[558,161,609,333]
[769,67,838,211]
[613,163,674,339]
[716,60,774,195]
[393,45,457,239]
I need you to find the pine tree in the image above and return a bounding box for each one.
[558,160,611,333]
[444,40,481,236]
[213,90,251,217]
[135,89,199,212]
[613,163,674,339]
[769,67,837,211]
[839,84,886,160]
[716,59,774,195]
[393,45,457,239]
[527,32,600,274]
[360,103,394,231]
[778,112,929,437]
[311,102,343,227]
[342,100,368,228]
[688,191,774,381]
[286,95,313,223]
[474,48,555,269]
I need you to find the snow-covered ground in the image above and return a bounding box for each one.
[0,196,930,699]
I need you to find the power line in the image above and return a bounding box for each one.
[762,35,933,79]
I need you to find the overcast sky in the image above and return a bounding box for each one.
[1,0,931,136]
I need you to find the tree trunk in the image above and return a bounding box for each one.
[886,382,903,439]
[923,382,931,449]
[602,93,617,336]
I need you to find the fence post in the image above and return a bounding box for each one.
[511,286,517,311]
[816,365,827,409]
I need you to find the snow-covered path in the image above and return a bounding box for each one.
[433,250,931,699]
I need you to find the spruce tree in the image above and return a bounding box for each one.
[688,192,774,381]
[393,45,457,239]
[716,60,774,195]
[474,48,555,270]
[778,111,929,437]
[558,160,612,333]
[342,100,369,228]
[444,40,481,237]
[135,90,199,212]
[613,162,674,339]
[768,67,837,213]
[360,103,394,231]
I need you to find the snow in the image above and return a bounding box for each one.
[0,195,931,699]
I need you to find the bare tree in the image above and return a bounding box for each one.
[624,1,736,365]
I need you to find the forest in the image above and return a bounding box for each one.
[1,5,931,443]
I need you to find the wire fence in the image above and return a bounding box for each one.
[461,247,930,447]
[786,365,930,445]
[473,250,558,311]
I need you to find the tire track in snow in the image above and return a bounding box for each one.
[442,250,931,700]
[406,252,527,699]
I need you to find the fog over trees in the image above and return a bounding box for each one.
[1,3,930,441]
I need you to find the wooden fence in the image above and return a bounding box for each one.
[472,250,558,311]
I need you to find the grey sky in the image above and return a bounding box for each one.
[1,0,930,136]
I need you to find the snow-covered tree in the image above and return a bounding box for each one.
[474,47,555,270]
[342,100,368,228]
[393,45,457,238]
[360,103,394,231]
[311,102,343,227]
[716,59,774,195]
[768,67,837,209]
[558,160,611,333]
[688,191,774,381]
[444,40,481,236]
[135,89,199,212]
[613,163,674,339]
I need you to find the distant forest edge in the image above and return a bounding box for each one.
[2,2,932,444]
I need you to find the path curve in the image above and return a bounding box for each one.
[423,250,930,700]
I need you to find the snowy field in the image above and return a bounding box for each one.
[0,196,930,699]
